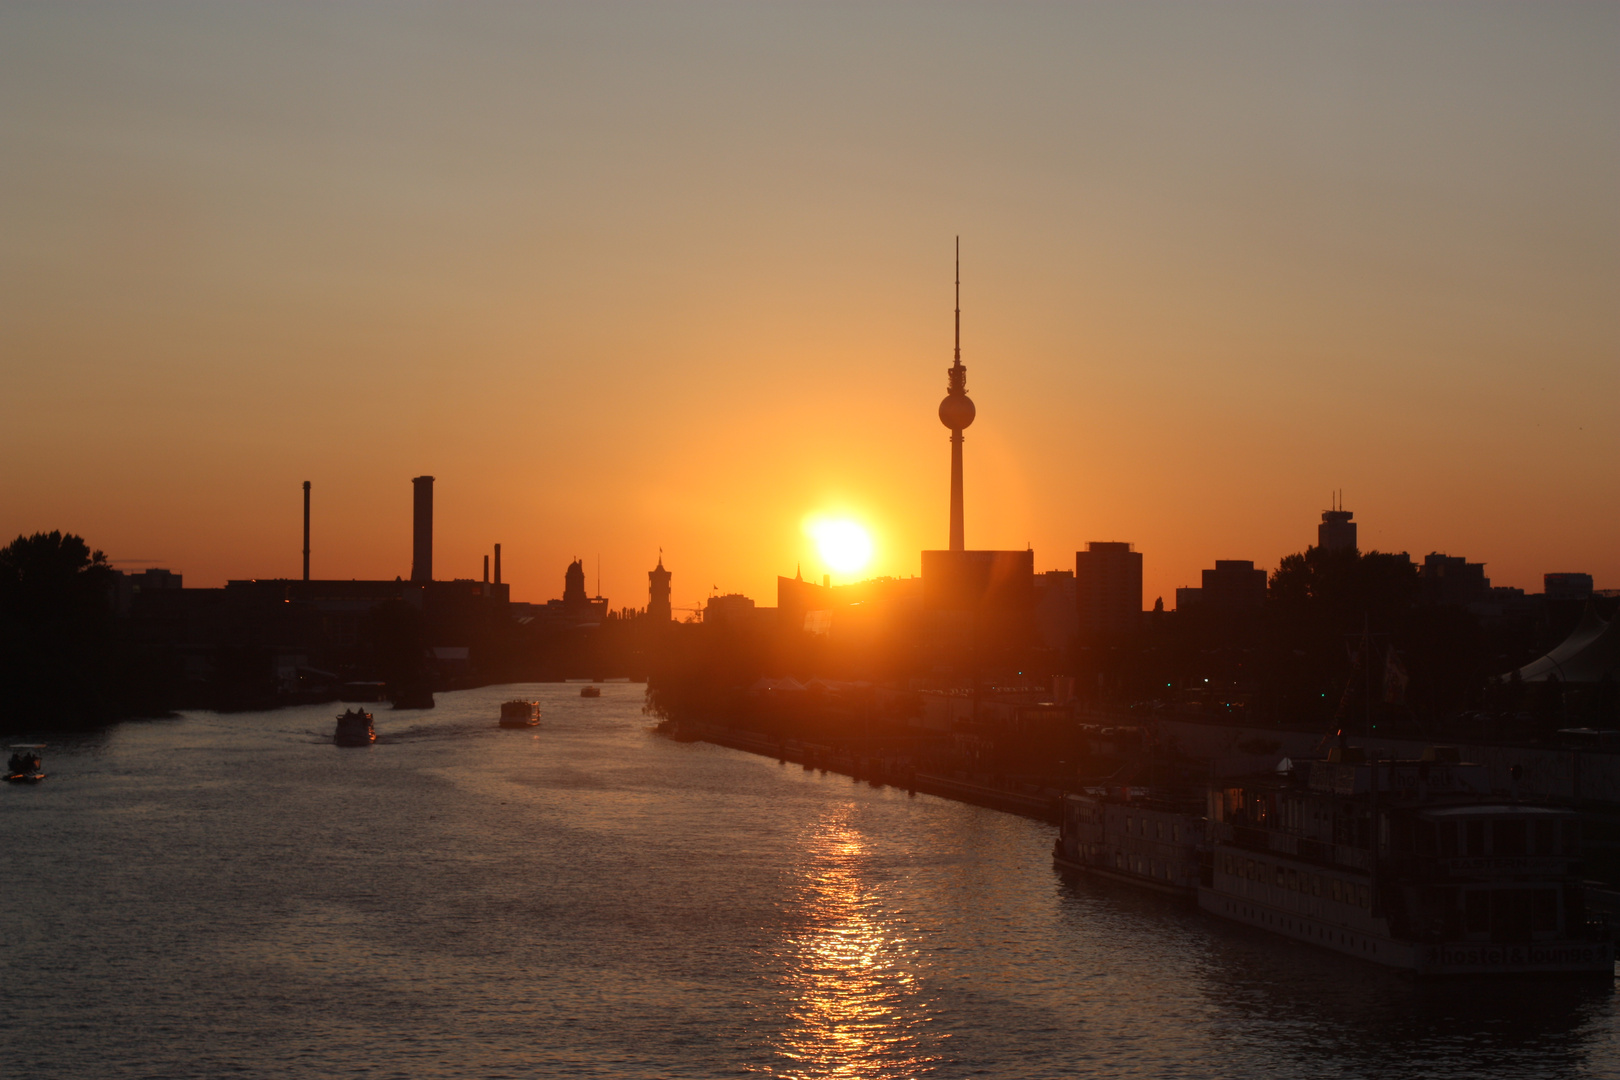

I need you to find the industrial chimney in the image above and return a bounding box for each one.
[302,481,311,582]
[411,476,434,583]
[494,543,502,585]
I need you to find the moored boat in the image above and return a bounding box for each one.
[5,746,45,783]
[1054,786,1204,896]
[1199,745,1613,976]
[499,700,541,727]
[580,686,601,698]
[333,708,376,746]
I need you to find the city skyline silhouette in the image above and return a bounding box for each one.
[2,5,1615,610]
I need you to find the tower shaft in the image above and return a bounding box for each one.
[950,430,965,552]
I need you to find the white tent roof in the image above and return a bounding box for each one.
[1515,606,1620,683]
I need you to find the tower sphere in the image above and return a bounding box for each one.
[939,393,976,431]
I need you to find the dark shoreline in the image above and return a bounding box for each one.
[659,719,1062,824]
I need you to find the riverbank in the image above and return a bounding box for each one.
[660,720,1062,824]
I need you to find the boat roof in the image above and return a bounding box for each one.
[1420,804,1574,818]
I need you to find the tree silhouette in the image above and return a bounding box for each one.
[0,531,118,731]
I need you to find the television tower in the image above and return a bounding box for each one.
[937,237,976,551]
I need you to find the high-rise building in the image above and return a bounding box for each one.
[1076,542,1142,641]
[1318,492,1356,552]
[1200,560,1267,610]
[648,556,672,621]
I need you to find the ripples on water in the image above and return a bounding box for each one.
[2,685,1616,1078]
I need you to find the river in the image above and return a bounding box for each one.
[3,684,1616,1078]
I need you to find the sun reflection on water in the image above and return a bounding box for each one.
[763,806,945,1079]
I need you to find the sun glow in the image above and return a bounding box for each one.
[808,518,874,577]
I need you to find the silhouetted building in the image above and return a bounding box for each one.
[648,556,672,621]
[1199,560,1267,611]
[921,550,1034,611]
[563,559,589,614]
[776,571,924,642]
[1546,573,1594,601]
[1076,542,1141,640]
[1319,496,1356,552]
[411,475,434,583]
[704,593,757,627]
[540,559,608,626]
[1421,552,1490,606]
[114,567,183,616]
[1033,569,1077,650]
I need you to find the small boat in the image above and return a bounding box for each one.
[580,686,601,698]
[499,700,541,728]
[5,746,45,783]
[333,708,376,746]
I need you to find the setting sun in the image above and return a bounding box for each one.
[808,519,874,576]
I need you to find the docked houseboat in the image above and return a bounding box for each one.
[1055,787,1204,896]
[1201,746,1613,976]
[499,700,541,728]
[332,708,376,746]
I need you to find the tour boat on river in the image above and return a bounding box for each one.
[1200,746,1613,976]
[5,746,45,783]
[332,709,376,746]
[499,700,541,728]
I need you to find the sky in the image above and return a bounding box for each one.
[2,2,1616,614]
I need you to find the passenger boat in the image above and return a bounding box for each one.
[580,686,601,698]
[1200,745,1614,976]
[1054,786,1204,896]
[5,746,45,783]
[499,700,541,727]
[332,708,376,746]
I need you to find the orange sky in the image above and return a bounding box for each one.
[3,3,1616,614]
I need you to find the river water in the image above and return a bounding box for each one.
[3,684,1617,1078]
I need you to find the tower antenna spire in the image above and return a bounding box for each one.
[954,236,961,368]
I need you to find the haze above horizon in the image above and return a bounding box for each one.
[2,2,1615,611]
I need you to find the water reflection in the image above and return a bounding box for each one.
[768,806,945,1078]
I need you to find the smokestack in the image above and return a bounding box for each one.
[302,481,311,581]
[483,554,490,584]
[494,543,502,584]
[411,475,434,583]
